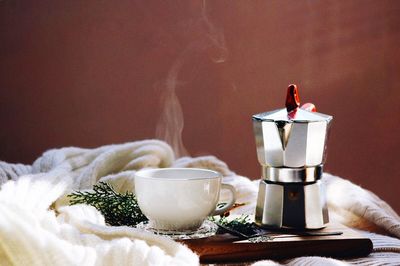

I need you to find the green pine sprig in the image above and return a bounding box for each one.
[68,182,147,227]
[209,214,257,236]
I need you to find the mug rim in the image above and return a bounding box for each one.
[135,167,222,181]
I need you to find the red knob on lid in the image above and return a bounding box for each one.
[285,84,301,113]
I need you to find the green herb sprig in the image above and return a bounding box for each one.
[209,214,258,236]
[68,182,147,227]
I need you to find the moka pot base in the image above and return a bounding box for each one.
[256,165,328,229]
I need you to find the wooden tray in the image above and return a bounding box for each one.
[179,223,372,264]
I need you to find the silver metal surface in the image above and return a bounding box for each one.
[252,108,332,168]
[304,180,329,228]
[262,166,323,183]
[255,181,283,227]
[255,180,329,229]
[253,108,333,123]
[253,105,332,230]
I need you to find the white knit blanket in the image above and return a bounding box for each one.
[0,140,399,265]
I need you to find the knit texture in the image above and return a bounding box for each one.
[0,139,399,265]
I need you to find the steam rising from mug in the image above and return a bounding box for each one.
[155,0,228,158]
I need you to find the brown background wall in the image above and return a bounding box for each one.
[1,1,399,211]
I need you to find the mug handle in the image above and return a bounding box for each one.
[212,183,237,216]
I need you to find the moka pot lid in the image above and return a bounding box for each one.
[252,84,332,123]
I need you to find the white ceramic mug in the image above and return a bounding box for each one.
[134,168,236,231]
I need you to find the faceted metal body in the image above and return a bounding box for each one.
[255,180,329,229]
[253,108,333,229]
[253,109,332,170]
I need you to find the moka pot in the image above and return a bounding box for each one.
[253,84,333,229]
